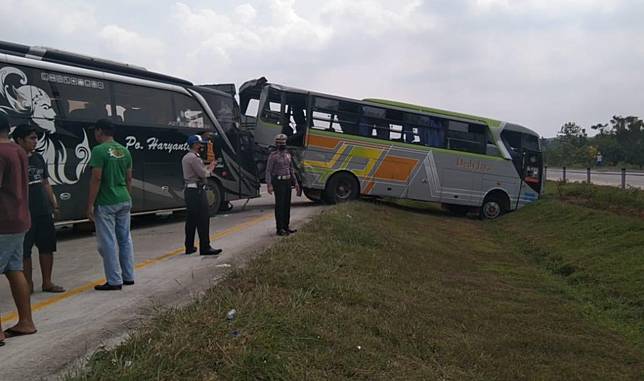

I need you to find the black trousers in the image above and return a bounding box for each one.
[184,188,210,249]
[272,179,292,232]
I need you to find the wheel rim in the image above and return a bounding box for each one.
[335,179,353,200]
[206,188,220,209]
[483,201,501,219]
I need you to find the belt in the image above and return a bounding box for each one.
[185,183,204,189]
[275,175,291,180]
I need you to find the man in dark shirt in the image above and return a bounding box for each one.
[0,114,37,344]
[13,124,65,294]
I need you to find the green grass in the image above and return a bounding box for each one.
[545,180,644,217]
[491,197,644,350]
[66,199,643,381]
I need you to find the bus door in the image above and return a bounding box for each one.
[232,128,261,198]
[521,149,543,194]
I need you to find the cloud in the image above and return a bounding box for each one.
[320,0,433,35]
[98,25,167,70]
[474,0,624,14]
[1,0,98,40]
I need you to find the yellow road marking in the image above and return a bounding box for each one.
[1,213,273,325]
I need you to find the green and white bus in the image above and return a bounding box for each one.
[240,78,543,219]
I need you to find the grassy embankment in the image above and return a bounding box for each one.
[68,183,643,380]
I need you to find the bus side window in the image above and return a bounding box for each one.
[385,109,404,141]
[446,121,486,154]
[261,101,281,124]
[113,83,174,127]
[312,97,339,132]
[360,106,386,138]
[245,98,259,117]
[174,93,212,129]
[336,101,360,135]
[30,68,112,123]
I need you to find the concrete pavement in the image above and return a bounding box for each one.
[0,191,322,381]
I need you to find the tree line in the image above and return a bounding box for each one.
[542,116,644,169]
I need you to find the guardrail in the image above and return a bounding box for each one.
[545,167,644,189]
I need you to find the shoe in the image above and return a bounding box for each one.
[277,229,289,236]
[94,283,122,291]
[185,247,197,255]
[42,284,66,293]
[123,280,135,286]
[200,248,223,256]
[286,228,297,234]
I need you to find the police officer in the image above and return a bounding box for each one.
[181,135,222,255]
[266,134,301,236]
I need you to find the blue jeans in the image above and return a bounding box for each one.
[95,201,134,285]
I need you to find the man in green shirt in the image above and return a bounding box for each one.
[87,119,134,291]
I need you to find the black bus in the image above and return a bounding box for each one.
[0,40,259,223]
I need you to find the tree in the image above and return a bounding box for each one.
[557,122,588,165]
[610,115,644,168]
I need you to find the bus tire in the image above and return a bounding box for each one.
[324,172,359,204]
[480,192,509,220]
[206,179,224,217]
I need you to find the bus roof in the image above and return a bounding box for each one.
[0,40,193,86]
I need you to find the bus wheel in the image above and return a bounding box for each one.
[324,172,359,204]
[206,180,223,216]
[480,196,504,220]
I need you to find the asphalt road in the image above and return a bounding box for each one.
[0,189,322,381]
[546,168,644,189]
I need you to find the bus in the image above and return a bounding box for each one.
[239,77,543,219]
[0,40,259,224]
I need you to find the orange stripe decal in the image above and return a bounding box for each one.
[308,134,341,149]
[373,156,418,182]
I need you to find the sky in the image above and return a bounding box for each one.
[1,0,642,137]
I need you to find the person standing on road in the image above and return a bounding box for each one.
[266,134,301,236]
[0,114,37,344]
[87,119,135,291]
[182,134,222,256]
[12,124,65,294]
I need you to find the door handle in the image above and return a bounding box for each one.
[161,186,169,191]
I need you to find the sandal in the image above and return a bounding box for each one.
[3,328,38,338]
[42,285,66,293]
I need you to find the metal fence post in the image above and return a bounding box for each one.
[621,168,626,189]
[562,166,567,183]
[587,167,591,184]
[544,165,548,181]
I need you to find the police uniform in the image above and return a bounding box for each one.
[266,134,299,236]
[181,135,221,255]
